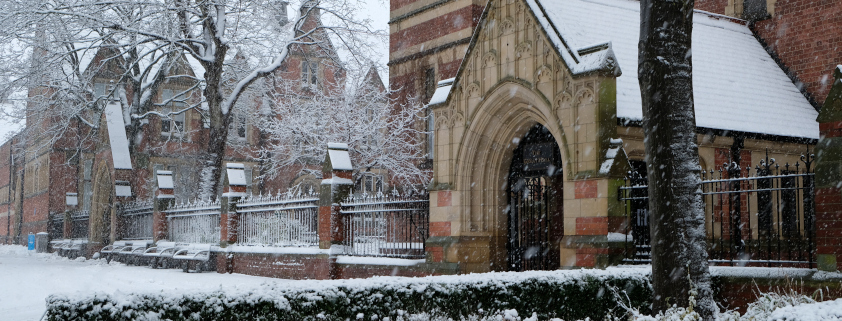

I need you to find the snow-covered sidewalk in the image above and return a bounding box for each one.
[0,245,289,321]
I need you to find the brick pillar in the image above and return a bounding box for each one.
[153,170,175,242]
[221,163,247,246]
[112,169,134,241]
[63,193,77,239]
[318,143,354,251]
[815,66,842,272]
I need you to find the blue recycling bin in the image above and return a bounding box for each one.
[28,234,35,250]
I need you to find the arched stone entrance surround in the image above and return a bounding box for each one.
[427,78,630,273]
[424,0,632,273]
[89,163,114,253]
[454,82,569,272]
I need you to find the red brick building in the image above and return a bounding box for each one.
[0,2,380,248]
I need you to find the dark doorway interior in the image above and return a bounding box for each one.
[507,124,563,271]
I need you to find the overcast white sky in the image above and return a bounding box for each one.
[358,0,391,81]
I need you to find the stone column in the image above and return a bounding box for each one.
[318,143,354,251]
[815,66,842,272]
[559,139,631,269]
[153,170,175,242]
[221,163,247,246]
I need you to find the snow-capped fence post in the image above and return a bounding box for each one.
[815,65,842,272]
[221,163,248,246]
[153,170,175,242]
[319,143,354,258]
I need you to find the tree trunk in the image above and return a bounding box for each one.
[638,0,715,319]
[202,50,229,198]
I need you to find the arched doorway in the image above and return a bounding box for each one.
[507,124,563,271]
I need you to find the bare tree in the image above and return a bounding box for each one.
[0,0,198,159]
[259,67,428,191]
[0,0,384,197]
[638,0,715,318]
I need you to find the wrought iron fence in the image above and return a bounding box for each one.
[339,191,429,258]
[70,210,90,240]
[49,213,64,240]
[620,152,816,267]
[119,200,153,240]
[236,193,319,246]
[167,199,221,243]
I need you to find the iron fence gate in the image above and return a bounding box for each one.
[620,152,816,267]
[167,199,221,244]
[49,213,64,240]
[119,201,153,240]
[70,210,90,240]
[508,176,553,271]
[340,192,429,258]
[236,193,319,246]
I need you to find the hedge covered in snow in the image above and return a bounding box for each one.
[45,268,652,321]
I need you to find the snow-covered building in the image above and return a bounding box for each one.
[0,1,387,253]
[416,0,823,272]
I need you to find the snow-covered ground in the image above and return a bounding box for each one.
[4,244,842,321]
[769,298,842,321]
[0,245,289,321]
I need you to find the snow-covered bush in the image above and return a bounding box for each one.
[614,276,829,321]
[45,269,651,321]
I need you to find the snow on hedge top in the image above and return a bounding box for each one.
[528,0,819,139]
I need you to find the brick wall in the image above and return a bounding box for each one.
[389,0,484,106]
[753,0,842,106]
[714,276,842,313]
[220,253,332,280]
[816,187,842,270]
[390,5,483,54]
[696,0,728,15]
[216,252,439,280]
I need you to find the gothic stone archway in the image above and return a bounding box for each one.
[425,0,628,273]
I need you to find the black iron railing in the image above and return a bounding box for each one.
[70,210,90,240]
[340,192,429,258]
[49,213,64,240]
[119,200,154,240]
[621,152,816,267]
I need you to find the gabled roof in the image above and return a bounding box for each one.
[431,0,820,140]
[529,0,819,139]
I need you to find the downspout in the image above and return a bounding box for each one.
[5,145,10,244]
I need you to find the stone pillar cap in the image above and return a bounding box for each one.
[327,143,349,150]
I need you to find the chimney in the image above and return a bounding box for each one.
[300,0,320,18]
[275,1,289,27]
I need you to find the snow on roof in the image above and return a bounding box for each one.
[104,103,133,170]
[528,0,819,139]
[428,78,456,106]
